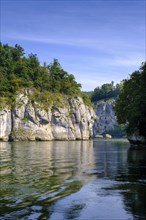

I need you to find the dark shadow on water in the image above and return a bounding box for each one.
[92,140,146,220]
[128,147,146,165]
[121,147,146,220]
[127,147,146,180]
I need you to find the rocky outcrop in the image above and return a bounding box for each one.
[0,94,96,141]
[0,109,12,141]
[93,100,117,137]
[128,133,146,147]
[1,94,145,146]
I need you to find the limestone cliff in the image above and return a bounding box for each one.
[0,109,11,141]
[0,94,96,141]
[93,100,118,137]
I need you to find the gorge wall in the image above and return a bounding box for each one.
[0,94,96,141]
[0,95,119,142]
[93,100,117,137]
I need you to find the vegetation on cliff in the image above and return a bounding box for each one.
[89,81,122,103]
[114,62,146,139]
[0,42,92,109]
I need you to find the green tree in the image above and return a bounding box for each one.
[0,42,87,109]
[114,62,146,138]
[91,81,122,102]
[48,59,81,95]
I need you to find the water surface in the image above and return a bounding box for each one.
[0,139,146,219]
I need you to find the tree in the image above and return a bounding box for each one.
[0,43,86,109]
[114,62,146,138]
[91,81,121,102]
[47,59,81,95]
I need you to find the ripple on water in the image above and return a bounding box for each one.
[38,186,67,201]
[1,140,146,220]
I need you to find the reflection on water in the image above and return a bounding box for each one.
[0,140,146,219]
[0,141,95,219]
[123,147,146,219]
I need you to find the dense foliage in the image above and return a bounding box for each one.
[91,81,122,102]
[114,62,146,138]
[0,43,92,108]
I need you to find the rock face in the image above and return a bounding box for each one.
[128,133,146,147]
[93,100,117,137]
[0,94,96,141]
[0,109,12,141]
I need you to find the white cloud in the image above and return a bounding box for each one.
[106,55,144,67]
[4,31,144,58]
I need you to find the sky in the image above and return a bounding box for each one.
[1,0,146,91]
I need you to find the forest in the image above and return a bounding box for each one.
[89,81,122,102]
[0,43,91,108]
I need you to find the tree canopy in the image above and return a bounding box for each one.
[114,62,146,138]
[91,81,122,102]
[0,43,92,108]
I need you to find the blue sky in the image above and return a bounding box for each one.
[1,0,145,91]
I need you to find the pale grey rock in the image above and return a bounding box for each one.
[0,94,142,146]
[0,94,96,141]
[0,109,11,141]
[35,128,53,141]
[12,96,53,141]
[69,97,95,140]
[0,95,122,142]
[94,100,117,136]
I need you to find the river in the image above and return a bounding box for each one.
[0,139,146,220]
